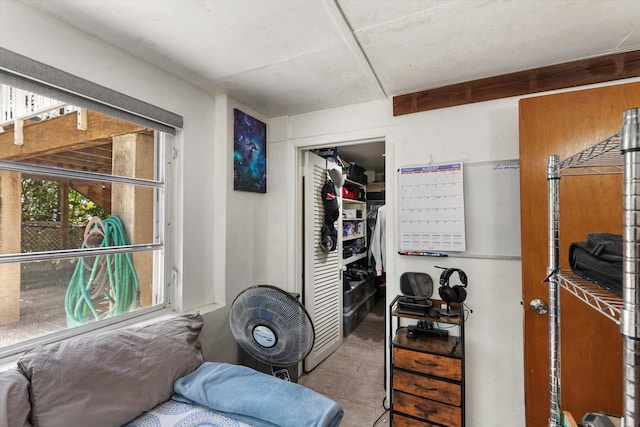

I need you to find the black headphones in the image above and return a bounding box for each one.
[436,267,468,304]
[320,224,337,253]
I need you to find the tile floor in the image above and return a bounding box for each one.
[299,296,390,427]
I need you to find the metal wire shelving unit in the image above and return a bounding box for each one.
[555,270,623,324]
[546,108,639,427]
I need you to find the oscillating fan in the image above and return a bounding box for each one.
[229,285,315,381]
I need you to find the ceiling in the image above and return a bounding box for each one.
[337,141,385,175]
[16,0,640,173]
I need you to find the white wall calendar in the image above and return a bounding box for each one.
[398,162,466,252]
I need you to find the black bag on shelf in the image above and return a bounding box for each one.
[568,233,622,297]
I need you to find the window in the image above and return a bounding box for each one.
[0,49,182,357]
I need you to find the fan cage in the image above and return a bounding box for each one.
[230,285,315,367]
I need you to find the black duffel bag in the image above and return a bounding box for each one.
[569,233,622,297]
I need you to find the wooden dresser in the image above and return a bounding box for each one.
[390,300,465,426]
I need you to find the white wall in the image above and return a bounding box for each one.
[224,98,270,292]
[203,95,273,362]
[266,100,393,292]
[272,97,525,426]
[393,100,524,426]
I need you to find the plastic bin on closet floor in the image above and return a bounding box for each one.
[343,286,377,337]
[343,278,367,312]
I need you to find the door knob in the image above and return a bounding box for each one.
[529,299,548,315]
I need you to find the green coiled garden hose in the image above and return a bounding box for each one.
[65,215,140,327]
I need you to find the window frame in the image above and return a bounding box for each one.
[0,49,182,358]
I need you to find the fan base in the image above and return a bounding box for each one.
[238,349,300,382]
[273,368,292,381]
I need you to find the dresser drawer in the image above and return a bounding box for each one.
[394,390,462,427]
[391,412,432,426]
[394,347,462,381]
[393,368,461,406]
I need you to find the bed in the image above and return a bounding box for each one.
[1,313,343,427]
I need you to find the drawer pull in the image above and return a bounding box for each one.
[415,404,437,415]
[416,361,439,367]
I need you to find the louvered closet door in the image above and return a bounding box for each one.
[303,151,343,372]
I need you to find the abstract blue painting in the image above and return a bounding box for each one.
[233,109,266,193]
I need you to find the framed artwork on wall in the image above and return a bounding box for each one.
[233,109,266,193]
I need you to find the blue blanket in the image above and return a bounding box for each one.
[173,362,343,427]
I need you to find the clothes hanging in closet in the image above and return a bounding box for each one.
[369,204,386,276]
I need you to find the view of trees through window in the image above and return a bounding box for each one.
[22,178,108,225]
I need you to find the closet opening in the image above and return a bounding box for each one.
[336,141,387,308]
[299,139,386,361]
[297,139,389,424]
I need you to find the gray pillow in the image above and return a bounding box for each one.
[18,313,204,427]
[0,368,32,427]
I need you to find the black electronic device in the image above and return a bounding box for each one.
[397,272,433,316]
[435,266,468,315]
[406,320,449,339]
[397,297,432,316]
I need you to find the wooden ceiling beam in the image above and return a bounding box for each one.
[0,110,149,160]
[393,50,640,116]
[25,153,112,174]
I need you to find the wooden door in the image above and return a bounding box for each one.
[303,151,344,371]
[520,82,640,426]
